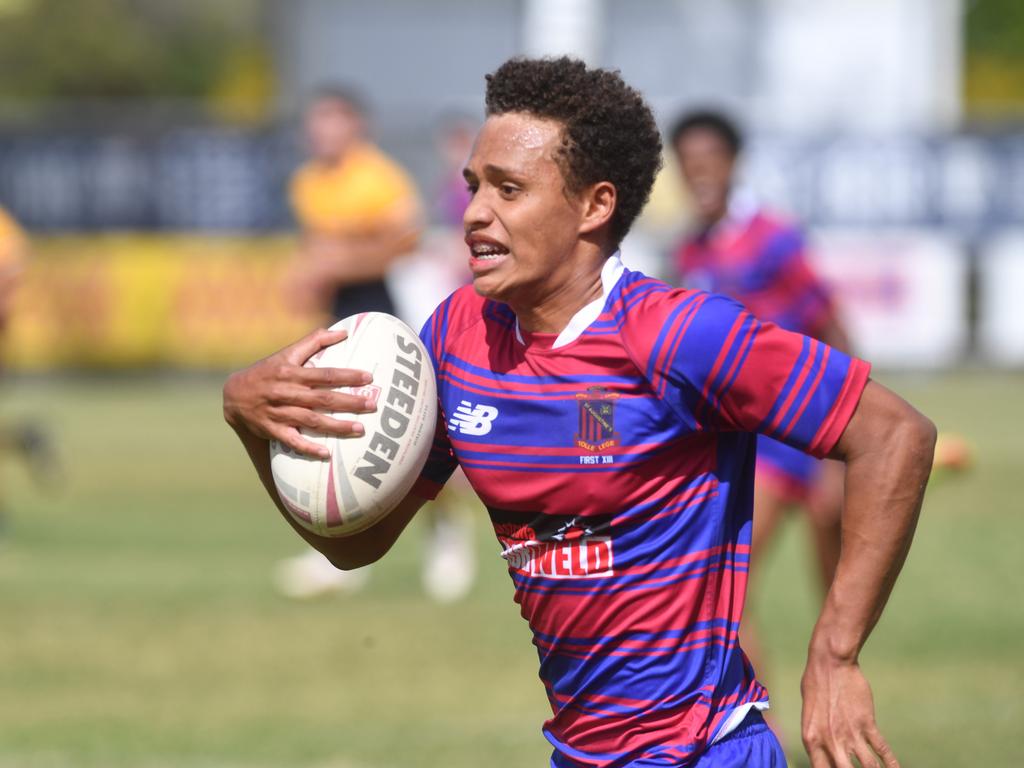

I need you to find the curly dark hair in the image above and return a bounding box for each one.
[485,57,662,247]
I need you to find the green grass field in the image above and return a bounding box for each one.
[0,372,1021,767]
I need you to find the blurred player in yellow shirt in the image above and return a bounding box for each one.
[286,85,421,319]
[0,205,58,527]
[275,87,475,601]
[0,206,27,338]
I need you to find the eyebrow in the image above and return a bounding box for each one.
[482,163,513,177]
[464,163,520,181]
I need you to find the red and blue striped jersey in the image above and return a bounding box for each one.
[674,206,834,339]
[414,259,869,766]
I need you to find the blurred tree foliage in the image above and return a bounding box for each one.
[0,0,273,118]
[964,0,1024,117]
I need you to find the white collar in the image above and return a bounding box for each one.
[514,251,625,349]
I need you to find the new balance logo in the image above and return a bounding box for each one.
[448,400,499,436]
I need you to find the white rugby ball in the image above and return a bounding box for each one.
[269,312,437,538]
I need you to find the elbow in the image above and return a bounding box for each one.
[914,412,938,456]
[899,409,937,475]
[321,538,390,571]
[324,550,381,571]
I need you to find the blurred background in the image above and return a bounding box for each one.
[0,1,1020,766]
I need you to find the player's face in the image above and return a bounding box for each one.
[462,113,590,307]
[305,98,363,164]
[674,128,735,224]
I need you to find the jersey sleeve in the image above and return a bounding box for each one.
[410,299,458,499]
[648,291,870,458]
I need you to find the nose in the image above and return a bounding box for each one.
[463,186,492,233]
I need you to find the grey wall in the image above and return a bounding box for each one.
[272,0,522,185]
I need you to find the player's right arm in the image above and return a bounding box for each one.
[644,291,932,768]
[222,327,428,569]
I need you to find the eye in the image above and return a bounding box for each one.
[465,181,479,195]
[499,183,520,198]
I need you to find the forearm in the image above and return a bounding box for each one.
[221,339,425,570]
[812,391,936,660]
[228,420,426,568]
[303,224,421,283]
[226,415,350,563]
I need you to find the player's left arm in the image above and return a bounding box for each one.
[800,380,935,768]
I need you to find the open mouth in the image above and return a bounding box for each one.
[469,242,510,261]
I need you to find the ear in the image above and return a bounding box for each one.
[577,181,617,237]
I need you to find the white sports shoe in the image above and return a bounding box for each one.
[273,549,371,599]
[422,517,476,604]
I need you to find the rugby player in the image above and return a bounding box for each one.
[225,57,935,767]
[669,110,850,688]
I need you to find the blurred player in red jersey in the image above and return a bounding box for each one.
[226,58,936,767]
[669,110,971,579]
[669,111,850,677]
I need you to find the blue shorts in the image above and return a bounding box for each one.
[548,712,786,767]
[756,434,819,503]
[695,711,787,767]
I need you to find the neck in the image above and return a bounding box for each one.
[510,243,611,334]
[699,204,728,231]
[315,143,359,169]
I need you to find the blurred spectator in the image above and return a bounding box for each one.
[0,206,27,339]
[668,109,849,696]
[285,84,422,318]
[275,88,474,602]
[0,205,59,523]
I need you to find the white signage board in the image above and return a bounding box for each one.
[978,233,1024,367]
[809,229,968,368]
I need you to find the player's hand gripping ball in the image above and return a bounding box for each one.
[270,313,437,537]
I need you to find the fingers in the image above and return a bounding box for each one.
[852,740,881,768]
[293,364,373,389]
[272,406,366,440]
[804,729,896,768]
[866,727,899,768]
[269,416,365,460]
[806,746,832,768]
[284,327,349,366]
[270,425,331,460]
[277,385,375,415]
[228,328,376,453]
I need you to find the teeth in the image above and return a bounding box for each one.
[471,243,508,259]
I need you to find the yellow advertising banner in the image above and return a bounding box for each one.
[4,235,323,370]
